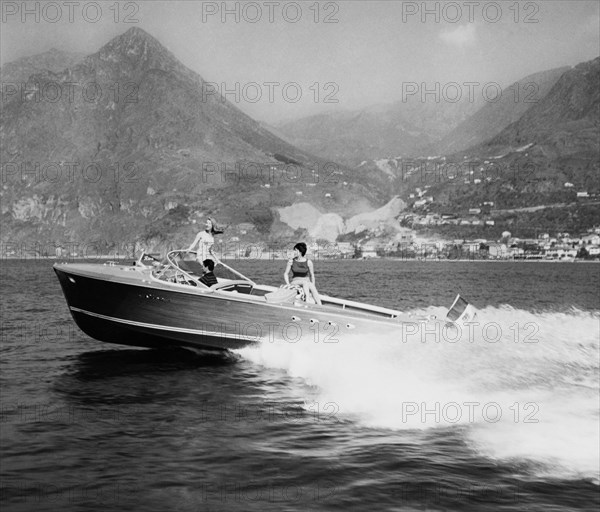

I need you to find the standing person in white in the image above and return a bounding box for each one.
[188,218,222,263]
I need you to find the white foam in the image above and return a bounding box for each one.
[238,307,600,482]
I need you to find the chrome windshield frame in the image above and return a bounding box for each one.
[151,250,208,288]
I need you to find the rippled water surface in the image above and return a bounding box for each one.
[1,259,599,511]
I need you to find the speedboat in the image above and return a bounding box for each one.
[54,250,474,351]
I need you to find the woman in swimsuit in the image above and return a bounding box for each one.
[284,242,322,305]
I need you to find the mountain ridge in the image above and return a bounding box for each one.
[483,57,600,156]
[430,65,571,156]
[0,48,85,83]
[1,29,598,252]
[0,28,388,252]
[275,96,483,165]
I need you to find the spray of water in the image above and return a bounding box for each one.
[238,306,600,482]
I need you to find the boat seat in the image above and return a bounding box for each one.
[211,281,254,294]
[264,288,299,304]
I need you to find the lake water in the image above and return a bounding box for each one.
[1,259,599,512]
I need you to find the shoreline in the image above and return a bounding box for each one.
[3,256,598,263]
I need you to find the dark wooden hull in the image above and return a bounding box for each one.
[55,266,274,350]
[54,263,416,351]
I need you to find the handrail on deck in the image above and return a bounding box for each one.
[323,295,401,318]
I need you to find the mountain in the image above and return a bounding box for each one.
[1,28,396,252]
[275,97,482,166]
[1,27,323,166]
[2,29,597,252]
[396,57,600,234]
[483,57,599,157]
[277,66,575,167]
[0,48,84,83]
[340,57,599,242]
[454,57,600,192]
[432,66,570,155]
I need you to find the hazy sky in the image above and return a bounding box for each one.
[2,0,599,123]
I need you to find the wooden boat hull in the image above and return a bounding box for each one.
[54,262,447,351]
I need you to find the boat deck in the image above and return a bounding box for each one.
[54,260,419,324]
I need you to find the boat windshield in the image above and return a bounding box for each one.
[144,250,207,287]
[140,250,254,288]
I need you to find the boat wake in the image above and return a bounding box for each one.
[238,306,600,483]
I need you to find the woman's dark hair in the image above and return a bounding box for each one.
[294,242,307,256]
[202,259,215,271]
[208,217,224,235]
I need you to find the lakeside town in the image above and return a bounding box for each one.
[3,171,599,263]
[347,228,600,261]
[5,225,599,262]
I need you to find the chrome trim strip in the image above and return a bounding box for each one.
[70,307,260,342]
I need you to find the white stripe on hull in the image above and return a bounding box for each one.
[70,306,260,343]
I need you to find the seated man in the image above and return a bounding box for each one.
[199,259,218,287]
